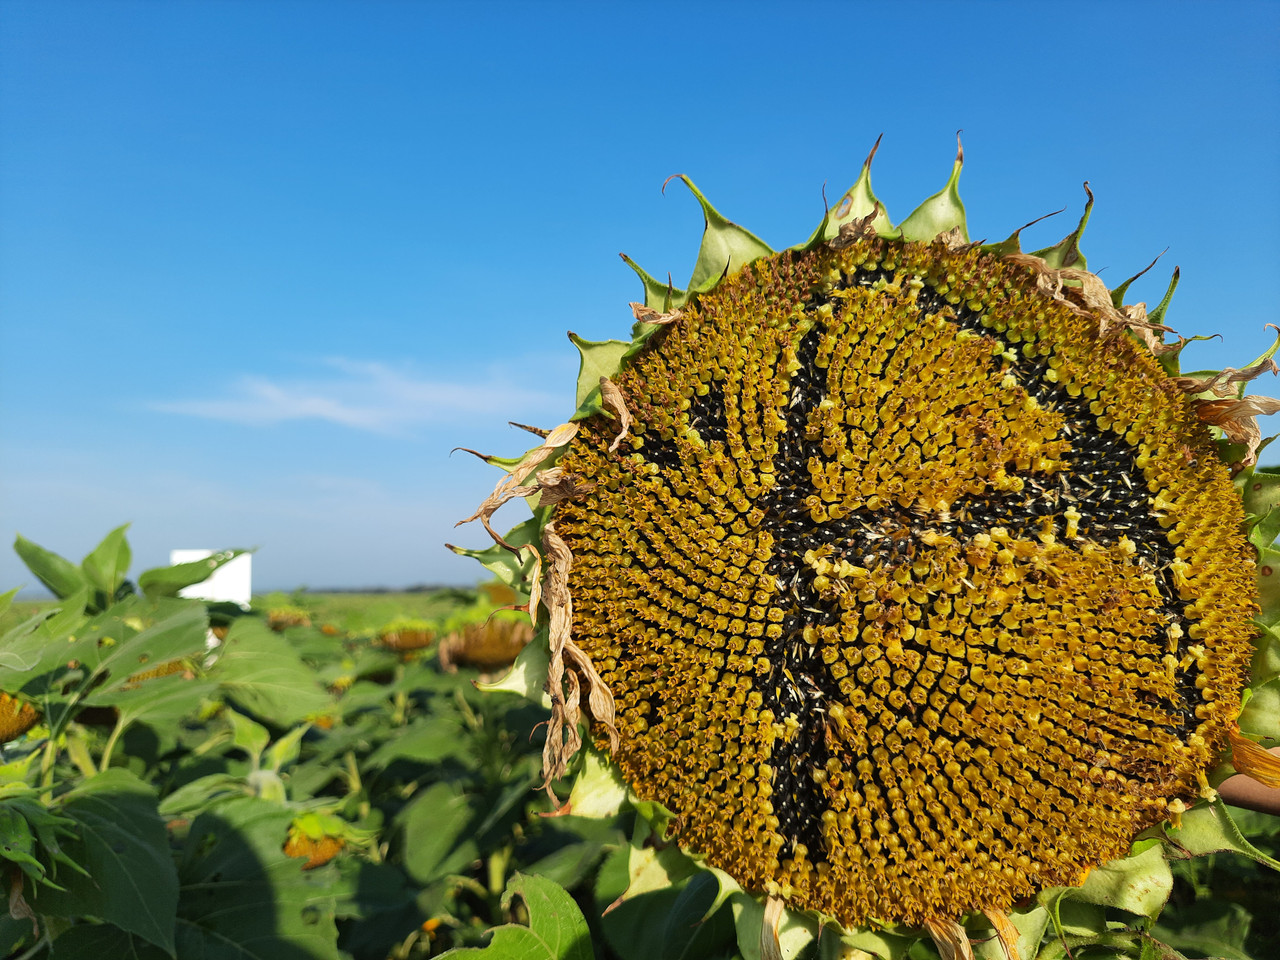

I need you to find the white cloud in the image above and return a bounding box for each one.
[152,357,565,434]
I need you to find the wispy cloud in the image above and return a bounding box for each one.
[152,357,565,434]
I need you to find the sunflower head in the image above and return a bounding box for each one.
[267,605,311,632]
[438,617,533,673]
[283,812,348,869]
[0,693,40,745]
[378,616,435,652]
[455,140,1280,939]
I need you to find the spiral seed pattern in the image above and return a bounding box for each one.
[554,236,1256,925]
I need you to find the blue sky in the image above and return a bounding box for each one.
[3,1,1278,593]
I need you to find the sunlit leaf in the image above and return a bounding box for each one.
[209,618,333,724]
[13,534,87,601]
[439,872,594,960]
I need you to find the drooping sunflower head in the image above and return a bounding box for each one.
[378,616,435,652]
[0,692,40,745]
[456,140,1280,932]
[283,812,348,870]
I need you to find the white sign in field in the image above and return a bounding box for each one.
[170,549,252,609]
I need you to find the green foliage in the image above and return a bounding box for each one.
[0,528,617,959]
[2,527,1278,959]
[437,873,594,960]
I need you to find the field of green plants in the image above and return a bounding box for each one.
[0,527,1276,960]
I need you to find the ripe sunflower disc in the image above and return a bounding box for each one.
[553,235,1257,925]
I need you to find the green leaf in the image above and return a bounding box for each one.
[228,709,271,766]
[621,253,685,313]
[972,906,1049,960]
[397,781,480,884]
[568,332,631,418]
[31,586,89,647]
[1153,901,1253,960]
[896,137,966,242]
[365,715,470,768]
[477,633,552,708]
[1250,623,1280,690]
[51,924,170,959]
[265,722,310,773]
[669,175,774,295]
[0,589,16,622]
[0,604,63,681]
[83,601,209,699]
[1240,674,1280,745]
[800,135,895,249]
[32,769,178,955]
[450,517,543,605]
[158,773,246,817]
[835,922,919,960]
[657,871,738,960]
[1046,842,1173,919]
[13,533,87,600]
[138,549,248,600]
[1148,267,1181,329]
[1249,506,1280,552]
[439,873,594,960]
[728,890,819,960]
[1239,465,1280,516]
[174,795,342,959]
[1161,797,1280,871]
[617,816,699,903]
[209,617,333,724]
[89,674,218,734]
[1257,546,1280,627]
[522,840,610,894]
[1030,183,1094,270]
[80,524,133,604]
[567,745,628,819]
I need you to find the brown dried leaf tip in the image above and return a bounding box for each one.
[981,907,1022,960]
[1194,395,1280,468]
[599,377,633,453]
[539,522,618,797]
[455,421,581,553]
[630,302,684,327]
[924,917,975,960]
[999,256,1280,467]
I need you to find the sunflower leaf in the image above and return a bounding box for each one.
[31,770,177,955]
[1256,547,1280,625]
[566,745,628,819]
[79,524,133,606]
[568,333,631,418]
[897,139,966,242]
[13,534,87,601]
[476,633,552,708]
[1239,676,1279,741]
[670,176,774,294]
[727,891,819,960]
[799,137,895,249]
[138,548,248,600]
[621,254,685,314]
[1045,843,1173,919]
[449,516,543,603]
[1160,797,1280,871]
[1030,184,1093,270]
